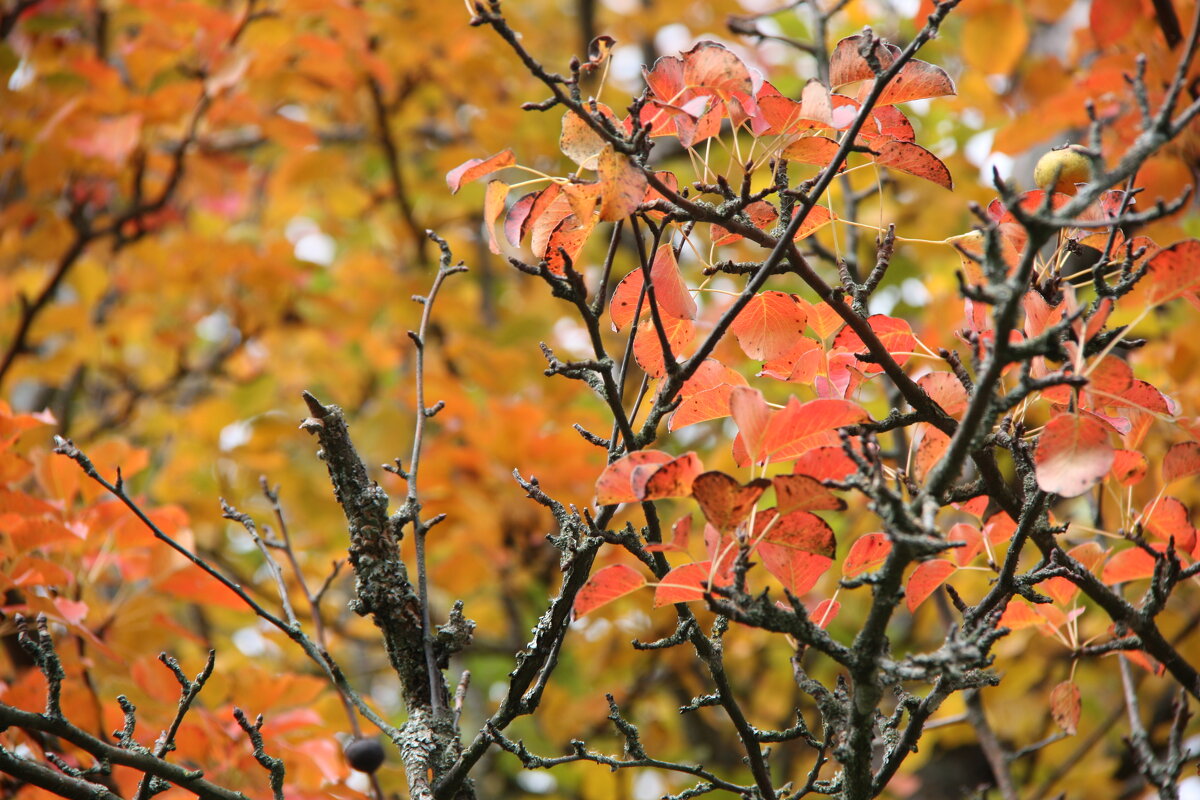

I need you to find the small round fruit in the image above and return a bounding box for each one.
[344,738,385,774]
[1034,145,1093,195]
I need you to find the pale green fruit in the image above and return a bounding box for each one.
[1034,145,1093,195]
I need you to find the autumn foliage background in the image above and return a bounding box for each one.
[1,0,1200,798]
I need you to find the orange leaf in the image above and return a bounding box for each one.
[917,372,968,417]
[691,471,770,533]
[1142,497,1196,553]
[793,444,862,481]
[809,598,841,628]
[633,315,694,377]
[843,532,891,578]
[1049,681,1081,735]
[870,59,956,106]
[446,149,515,193]
[654,560,728,607]
[782,136,841,167]
[758,397,871,465]
[1163,441,1200,484]
[598,144,648,221]
[575,564,647,617]
[634,452,704,500]
[871,140,953,190]
[755,510,836,594]
[772,474,846,513]
[1043,542,1105,605]
[1100,546,1156,584]
[483,181,508,255]
[829,35,900,86]
[681,41,752,98]
[669,359,748,430]
[1033,413,1115,497]
[753,509,837,559]
[906,560,956,612]
[646,514,693,553]
[833,314,916,373]
[1142,240,1200,305]
[595,450,672,505]
[1110,449,1148,486]
[948,523,983,566]
[544,213,596,276]
[610,244,697,332]
[730,291,808,361]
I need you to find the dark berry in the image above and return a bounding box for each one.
[344,737,385,773]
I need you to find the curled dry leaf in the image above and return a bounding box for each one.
[1049,681,1081,735]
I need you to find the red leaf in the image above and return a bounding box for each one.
[595,451,672,505]
[730,291,809,361]
[809,598,841,628]
[833,314,916,373]
[829,35,900,86]
[1043,542,1105,605]
[783,136,842,167]
[948,523,983,566]
[870,59,956,106]
[610,244,697,331]
[1034,413,1115,497]
[1142,497,1196,553]
[1163,441,1200,484]
[669,359,748,430]
[711,200,779,246]
[505,192,538,247]
[906,560,957,612]
[654,560,729,606]
[446,149,515,193]
[1109,449,1148,486]
[772,474,847,513]
[691,471,771,532]
[575,565,647,616]
[843,532,891,577]
[761,336,823,383]
[647,514,693,553]
[871,140,953,190]
[755,510,837,595]
[760,548,832,596]
[758,397,871,465]
[793,444,862,481]
[681,41,752,99]
[1050,681,1081,735]
[1101,546,1156,584]
[633,315,695,377]
[917,372,969,417]
[753,509,837,559]
[634,452,704,500]
[792,205,835,240]
[912,424,951,482]
[544,213,597,276]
